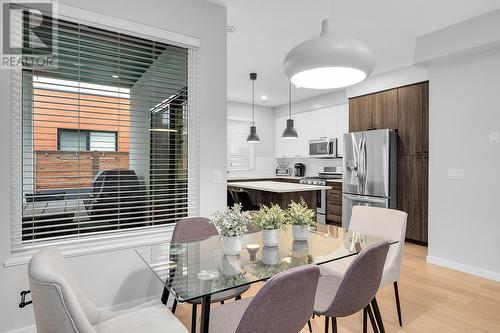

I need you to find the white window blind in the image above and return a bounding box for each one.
[227,118,254,171]
[13,11,198,250]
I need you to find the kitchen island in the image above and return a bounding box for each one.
[228,181,331,210]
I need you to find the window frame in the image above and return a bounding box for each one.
[57,128,119,152]
[227,117,255,172]
[8,4,200,263]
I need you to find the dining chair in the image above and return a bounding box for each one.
[28,247,188,333]
[313,241,390,333]
[320,206,408,327]
[209,265,320,333]
[161,217,250,333]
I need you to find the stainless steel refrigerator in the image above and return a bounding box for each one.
[342,129,397,228]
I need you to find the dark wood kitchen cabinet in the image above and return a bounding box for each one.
[349,94,374,132]
[326,182,342,226]
[348,81,429,243]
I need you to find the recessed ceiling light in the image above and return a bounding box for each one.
[227,25,237,33]
[112,75,119,79]
[261,95,268,101]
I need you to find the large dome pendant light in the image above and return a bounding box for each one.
[283,1,375,89]
[282,82,298,140]
[246,72,260,143]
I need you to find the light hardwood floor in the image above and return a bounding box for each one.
[173,243,500,332]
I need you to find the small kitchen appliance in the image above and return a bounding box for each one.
[293,163,306,177]
[276,162,292,176]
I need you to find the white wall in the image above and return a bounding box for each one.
[0,0,227,331]
[227,101,276,177]
[426,49,500,281]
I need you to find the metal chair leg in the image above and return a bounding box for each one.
[161,287,169,305]
[307,319,313,332]
[324,316,329,333]
[191,304,197,333]
[172,299,178,314]
[220,300,224,305]
[363,308,367,333]
[393,281,403,326]
[367,305,379,333]
[235,295,242,301]
[331,317,337,333]
[371,298,385,333]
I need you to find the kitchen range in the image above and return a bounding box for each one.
[300,167,342,224]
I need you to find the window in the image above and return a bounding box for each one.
[14,12,197,250]
[58,129,118,152]
[227,118,254,171]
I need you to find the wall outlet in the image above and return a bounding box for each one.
[490,132,499,144]
[214,170,222,183]
[448,169,465,180]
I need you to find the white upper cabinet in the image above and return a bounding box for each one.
[275,103,349,158]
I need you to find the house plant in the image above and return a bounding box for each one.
[211,203,251,255]
[252,203,288,246]
[286,199,316,241]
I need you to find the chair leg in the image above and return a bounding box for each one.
[367,305,379,333]
[307,319,313,333]
[363,308,367,333]
[161,287,169,305]
[324,316,329,333]
[371,298,385,333]
[220,300,224,305]
[172,299,178,314]
[191,304,197,333]
[331,317,337,333]
[393,281,403,326]
[235,295,242,301]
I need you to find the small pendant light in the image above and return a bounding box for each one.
[282,82,298,140]
[246,72,260,143]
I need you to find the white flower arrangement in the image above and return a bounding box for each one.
[286,199,316,226]
[211,203,251,237]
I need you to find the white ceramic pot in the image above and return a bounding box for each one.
[292,240,308,258]
[221,255,242,276]
[292,224,309,241]
[262,246,280,265]
[221,236,242,255]
[262,229,279,247]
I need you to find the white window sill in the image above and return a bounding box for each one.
[4,225,175,267]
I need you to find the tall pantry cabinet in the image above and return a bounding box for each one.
[348,82,429,243]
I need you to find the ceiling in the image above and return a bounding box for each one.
[207,0,500,107]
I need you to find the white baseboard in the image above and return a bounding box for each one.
[6,294,165,333]
[426,255,500,282]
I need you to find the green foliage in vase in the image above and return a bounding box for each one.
[211,203,251,237]
[286,198,316,226]
[213,272,248,290]
[252,203,288,230]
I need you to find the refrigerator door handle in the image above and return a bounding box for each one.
[359,136,367,193]
[342,193,388,204]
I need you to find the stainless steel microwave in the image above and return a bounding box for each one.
[309,138,338,158]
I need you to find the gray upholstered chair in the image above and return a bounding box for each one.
[209,264,320,333]
[28,247,188,333]
[161,217,250,333]
[313,241,390,333]
[320,206,408,326]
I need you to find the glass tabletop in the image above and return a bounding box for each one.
[135,224,397,302]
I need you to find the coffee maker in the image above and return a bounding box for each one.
[294,163,306,177]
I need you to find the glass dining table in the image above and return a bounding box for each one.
[135,224,398,333]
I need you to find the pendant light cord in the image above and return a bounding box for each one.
[252,79,255,125]
[288,82,292,119]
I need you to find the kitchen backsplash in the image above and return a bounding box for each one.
[277,157,343,177]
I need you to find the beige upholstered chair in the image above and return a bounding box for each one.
[28,247,188,333]
[320,206,408,326]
